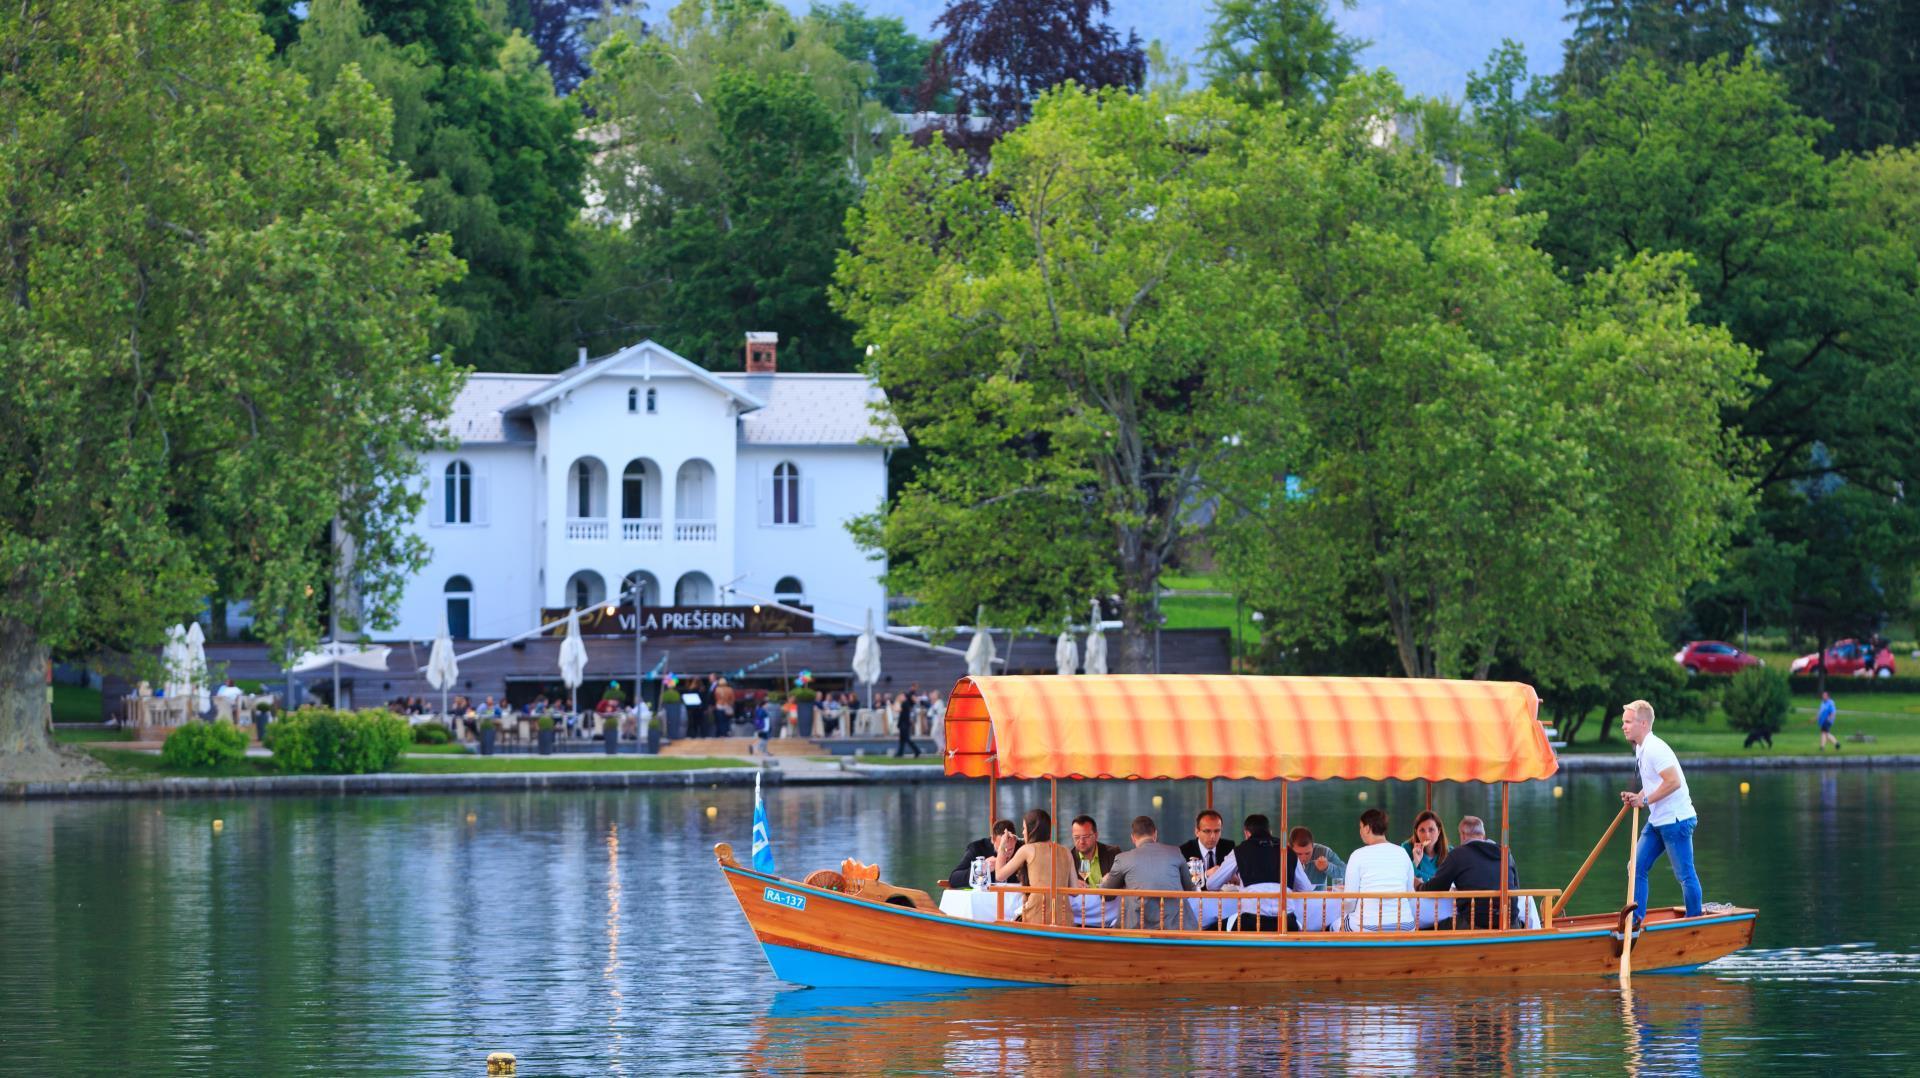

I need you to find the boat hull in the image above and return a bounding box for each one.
[718,847,1755,988]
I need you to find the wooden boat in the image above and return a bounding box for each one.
[720,675,1756,987]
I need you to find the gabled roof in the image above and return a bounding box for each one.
[502,340,765,414]
[438,373,553,443]
[722,373,907,447]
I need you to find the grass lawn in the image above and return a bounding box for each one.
[843,754,942,765]
[1557,694,1920,756]
[403,742,472,755]
[391,755,750,774]
[55,726,133,744]
[52,685,103,724]
[82,748,278,778]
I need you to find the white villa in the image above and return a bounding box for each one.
[387,333,902,641]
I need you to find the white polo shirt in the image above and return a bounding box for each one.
[1635,731,1696,826]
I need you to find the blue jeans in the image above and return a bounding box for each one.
[1635,817,1703,920]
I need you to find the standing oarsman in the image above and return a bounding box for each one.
[1619,699,1703,926]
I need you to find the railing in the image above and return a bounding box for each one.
[620,519,662,542]
[959,884,1563,935]
[674,520,717,542]
[565,519,609,541]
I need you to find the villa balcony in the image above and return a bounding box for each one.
[565,518,608,542]
[622,519,663,542]
[674,520,718,543]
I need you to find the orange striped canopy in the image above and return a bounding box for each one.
[942,675,1555,783]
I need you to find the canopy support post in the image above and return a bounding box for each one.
[1206,778,1214,812]
[987,773,997,835]
[1499,782,1512,931]
[1425,779,1433,815]
[1278,778,1289,934]
[1049,777,1059,924]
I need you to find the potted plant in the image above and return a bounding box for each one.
[479,718,497,756]
[603,712,621,754]
[252,703,271,745]
[646,715,662,755]
[661,687,685,740]
[537,715,556,755]
[792,685,818,738]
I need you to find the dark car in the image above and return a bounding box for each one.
[1790,639,1895,678]
[1673,641,1763,676]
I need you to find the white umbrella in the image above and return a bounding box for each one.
[1054,630,1078,675]
[851,608,883,717]
[184,621,210,714]
[288,641,393,674]
[161,624,191,706]
[559,607,589,714]
[426,626,459,725]
[1083,599,1108,675]
[965,616,997,677]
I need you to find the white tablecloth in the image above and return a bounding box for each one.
[940,886,1122,927]
[939,887,1532,931]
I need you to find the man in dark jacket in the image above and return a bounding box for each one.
[1419,815,1520,929]
[947,819,1021,889]
[1178,809,1236,876]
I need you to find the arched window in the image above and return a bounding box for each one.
[443,460,472,524]
[773,461,800,525]
[774,576,805,604]
[444,575,473,640]
[566,570,606,609]
[674,571,714,605]
[622,570,660,607]
[568,458,605,518]
[627,387,639,413]
[646,387,658,414]
[621,460,656,520]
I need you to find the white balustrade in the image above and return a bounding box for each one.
[674,520,718,543]
[621,519,663,542]
[565,518,608,542]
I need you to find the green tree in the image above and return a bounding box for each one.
[1528,61,1920,665]
[1199,0,1366,112]
[1208,74,1755,683]
[1722,664,1791,744]
[1765,0,1920,155]
[836,87,1282,668]
[1559,0,1761,96]
[1,0,460,764]
[806,2,941,112]
[286,0,587,372]
[1463,38,1551,191]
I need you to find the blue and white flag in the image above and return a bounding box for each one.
[751,771,776,875]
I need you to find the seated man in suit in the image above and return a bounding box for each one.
[1204,814,1314,931]
[1068,815,1122,926]
[947,819,1021,889]
[1419,815,1520,930]
[1102,815,1195,929]
[1179,810,1235,879]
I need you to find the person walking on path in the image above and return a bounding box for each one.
[1816,692,1841,751]
[893,683,922,757]
[1619,699,1703,925]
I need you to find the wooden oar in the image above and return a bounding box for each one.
[1553,801,1631,918]
[1620,804,1640,982]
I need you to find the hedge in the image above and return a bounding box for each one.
[1787,676,1920,695]
[161,720,250,771]
[267,708,411,774]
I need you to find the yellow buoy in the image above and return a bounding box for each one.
[1357,791,1369,802]
[465,812,477,825]
[487,1051,517,1075]
[1151,795,1163,808]
[934,801,946,812]
[1553,785,1564,799]
[706,806,718,818]
[1739,781,1751,796]
[211,819,223,832]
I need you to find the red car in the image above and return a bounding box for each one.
[1673,641,1763,676]
[1790,639,1895,677]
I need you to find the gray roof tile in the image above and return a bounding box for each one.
[441,373,553,443]
[720,373,906,447]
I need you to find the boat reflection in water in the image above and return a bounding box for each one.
[749,976,1754,1073]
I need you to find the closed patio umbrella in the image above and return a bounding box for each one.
[426,626,459,727]
[965,614,997,677]
[1083,599,1108,675]
[184,621,210,715]
[852,608,882,726]
[560,607,589,715]
[1054,630,1078,675]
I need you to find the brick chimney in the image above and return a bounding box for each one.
[744,331,778,373]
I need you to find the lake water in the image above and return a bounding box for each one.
[3,771,1917,1073]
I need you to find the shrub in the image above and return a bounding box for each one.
[601,684,625,704]
[161,720,249,771]
[1724,666,1792,740]
[791,686,818,703]
[1788,675,1920,694]
[268,708,411,774]
[660,688,682,705]
[538,716,555,732]
[412,722,451,745]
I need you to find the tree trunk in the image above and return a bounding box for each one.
[0,615,55,758]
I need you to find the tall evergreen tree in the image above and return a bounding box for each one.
[1199,0,1366,112]
[1560,0,1761,95]
[1765,0,1920,154]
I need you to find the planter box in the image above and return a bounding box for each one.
[796,700,816,738]
[604,724,620,755]
[479,726,497,756]
[665,703,686,740]
[537,728,556,755]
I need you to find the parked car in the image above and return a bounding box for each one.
[1789,639,1895,677]
[1672,641,1763,676]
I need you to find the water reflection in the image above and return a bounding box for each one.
[750,977,1753,1073]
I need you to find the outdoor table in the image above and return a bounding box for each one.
[937,886,1121,927]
